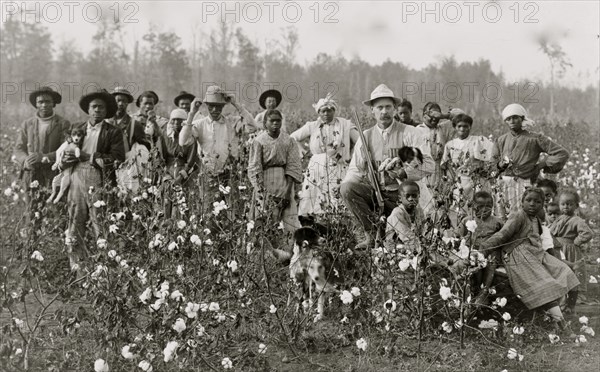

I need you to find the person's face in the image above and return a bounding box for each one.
[505,115,523,132]
[559,194,578,216]
[456,121,471,139]
[423,108,442,129]
[400,185,420,212]
[372,98,395,128]
[207,104,224,120]
[36,94,55,118]
[319,107,335,124]
[170,118,184,133]
[473,197,493,220]
[539,186,556,204]
[522,192,544,216]
[88,98,107,123]
[178,99,192,112]
[398,106,412,124]
[546,205,560,223]
[114,94,129,114]
[265,96,277,110]
[264,114,282,137]
[140,97,155,114]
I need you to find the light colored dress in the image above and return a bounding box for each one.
[291,117,357,216]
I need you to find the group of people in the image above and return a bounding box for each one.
[14,83,591,332]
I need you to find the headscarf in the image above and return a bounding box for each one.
[169,108,188,120]
[501,103,535,128]
[312,92,338,113]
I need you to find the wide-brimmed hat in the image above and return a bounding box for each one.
[79,89,118,118]
[29,86,62,107]
[363,84,403,106]
[136,90,160,107]
[259,89,282,109]
[203,86,228,106]
[111,86,134,103]
[173,91,196,106]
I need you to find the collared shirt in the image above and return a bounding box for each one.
[188,109,256,174]
[82,121,102,154]
[495,130,568,180]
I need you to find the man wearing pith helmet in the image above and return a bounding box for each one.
[179,85,257,207]
[340,84,434,250]
[63,89,125,272]
[14,86,71,234]
[107,86,150,152]
[255,89,288,133]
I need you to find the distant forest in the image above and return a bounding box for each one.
[1,17,598,126]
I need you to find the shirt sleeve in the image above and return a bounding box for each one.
[537,134,569,173]
[481,212,523,252]
[248,139,263,189]
[285,137,303,183]
[573,217,594,246]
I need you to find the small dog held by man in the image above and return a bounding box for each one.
[44,127,85,204]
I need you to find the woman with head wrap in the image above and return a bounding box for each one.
[290,93,359,219]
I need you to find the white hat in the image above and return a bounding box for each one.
[170,108,187,120]
[501,103,528,121]
[363,84,403,106]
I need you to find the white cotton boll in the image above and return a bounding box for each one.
[507,348,518,360]
[356,338,368,351]
[163,341,179,362]
[340,290,354,304]
[269,304,277,314]
[121,344,135,359]
[177,220,186,229]
[227,260,238,272]
[170,290,184,302]
[97,239,108,249]
[513,326,524,335]
[221,357,233,369]
[139,288,152,304]
[190,235,201,246]
[176,265,184,277]
[579,316,589,325]
[167,242,178,251]
[442,321,453,333]
[172,318,186,334]
[258,343,267,354]
[351,287,361,297]
[209,302,220,312]
[94,359,109,372]
[185,302,200,319]
[439,285,452,300]
[383,299,397,313]
[502,312,511,321]
[138,360,153,372]
[30,250,44,261]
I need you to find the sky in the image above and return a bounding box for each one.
[5,0,599,88]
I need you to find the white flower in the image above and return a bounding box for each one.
[493,297,507,308]
[172,318,186,333]
[502,312,511,321]
[176,220,187,229]
[258,343,267,354]
[176,265,184,277]
[351,287,361,297]
[513,326,524,335]
[439,285,452,300]
[575,335,587,344]
[205,239,213,246]
[209,302,220,312]
[398,258,411,271]
[110,212,126,221]
[30,250,44,261]
[590,276,598,284]
[442,321,453,333]
[581,325,595,337]
[384,299,397,313]
[12,193,18,201]
[457,239,470,259]
[139,288,152,304]
[114,255,122,263]
[200,303,209,312]
[13,317,24,328]
[221,357,233,369]
[163,340,179,362]
[507,347,518,360]
[109,224,119,234]
[579,316,589,325]
[121,344,135,359]
[93,200,105,208]
[185,302,200,319]
[170,290,184,302]
[94,358,109,372]
[138,360,153,372]
[212,200,228,216]
[549,333,560,344]
[29,180,39,188]
[465,220,478,233]
[167,241,178,251]
[227,260,238,272]
[340,290,354,304]
[108,250,117,259]
[97,239,107,249]
[246,220,255,234]
[120,260,129,269]
[4,188,12,197]
[269,304,277,314]
[219,185,231,195]
[190,235,201,246]
[356,338,368,351]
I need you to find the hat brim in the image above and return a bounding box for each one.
[173,93,196,106]
[362,96,403,107]
[79,92,118,118]
[136,91,160,107]
[29,90,62,107]
[112,92,134,104]
[259,89,282,109]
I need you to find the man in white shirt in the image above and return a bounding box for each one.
[340,84,435,249]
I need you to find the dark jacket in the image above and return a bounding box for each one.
[106,113,151,151]
[14,114,71,185]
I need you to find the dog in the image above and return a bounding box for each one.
[45,127,84,204]
[273,227,341,321]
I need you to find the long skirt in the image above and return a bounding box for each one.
[557,237,588,292]
[298,153,348,216]
[504,242,579,309]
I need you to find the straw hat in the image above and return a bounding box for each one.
[363,84,403,106]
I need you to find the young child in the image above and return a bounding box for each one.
[549,189,593,313]
[384,181,425,252]
[480,188,579,331]
[248,109,303,232]
[546,201,560,224]
[536,178,558,205]
[455,191,503,304]
[44,127,85,204]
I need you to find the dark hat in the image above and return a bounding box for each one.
[173,91,196,106]
[136,90,160,107]
[111,86,134,103]
[29,86,62,107]
[259,89,282,109]
[79,89,118,118]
